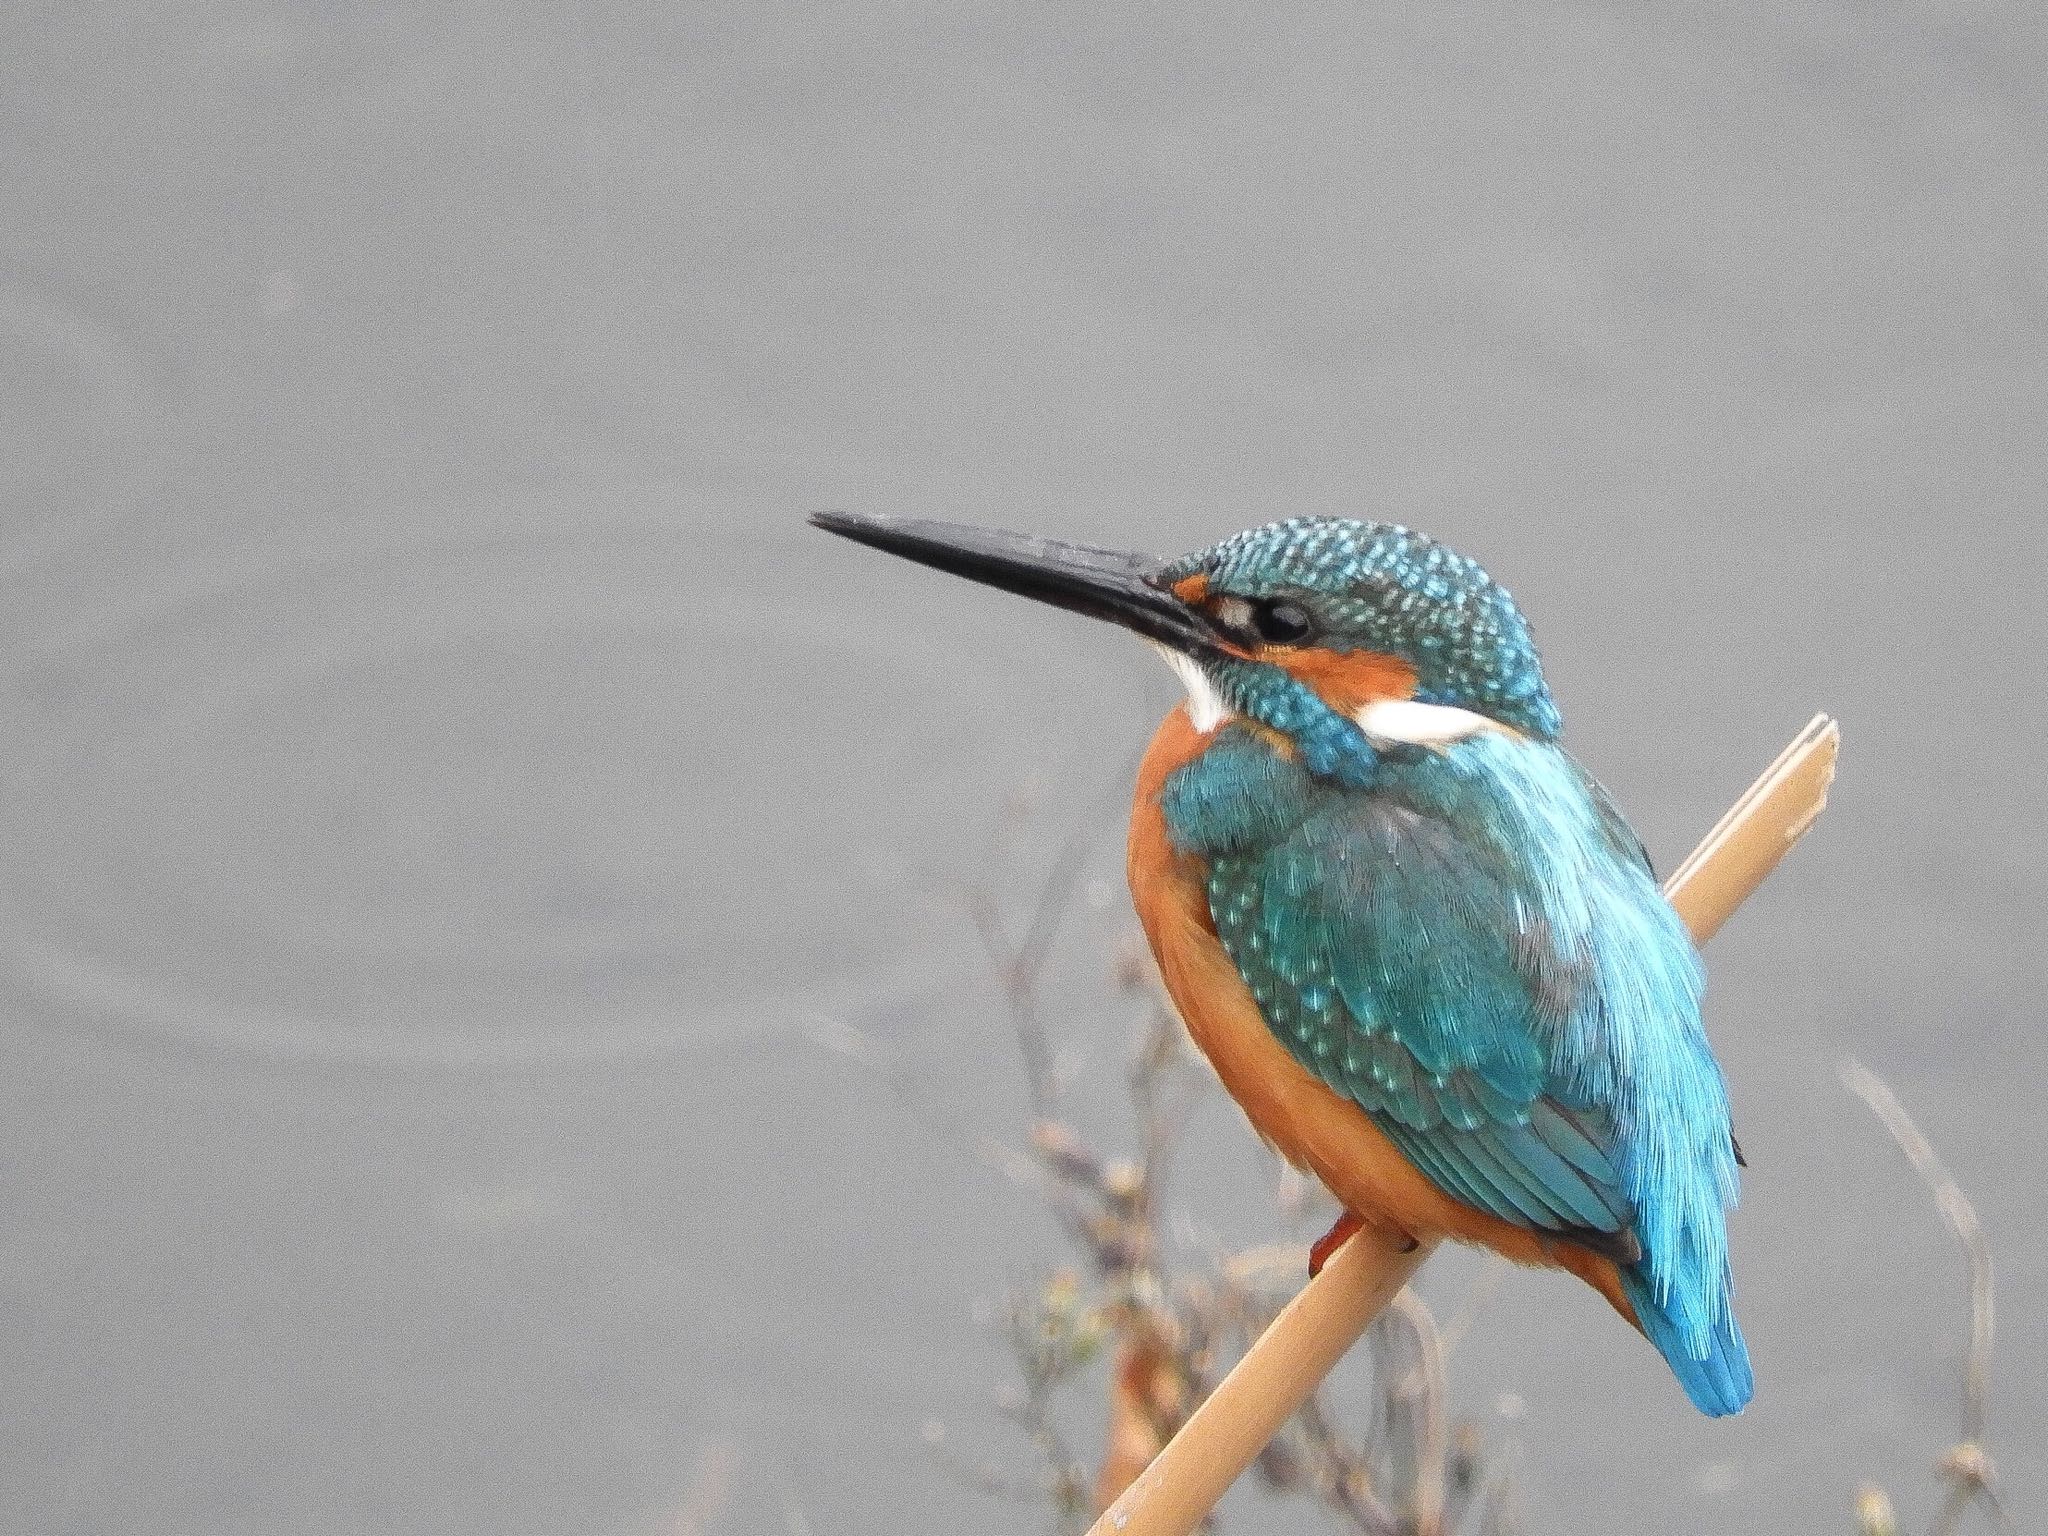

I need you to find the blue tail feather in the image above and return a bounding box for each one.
[1618,1264,1753,1417]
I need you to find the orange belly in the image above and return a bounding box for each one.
[1126,705,1632,1317]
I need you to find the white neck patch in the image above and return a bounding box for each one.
[1354,697,1496,748]
[1149,643,1230,733]
[1149,646,1495,749]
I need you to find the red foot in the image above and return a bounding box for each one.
[1309,1211,1365,1277]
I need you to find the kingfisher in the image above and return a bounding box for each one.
[811,510,1752,1417]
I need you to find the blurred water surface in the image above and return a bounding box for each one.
[2,3,2044,1532]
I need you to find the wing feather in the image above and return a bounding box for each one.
[1190,739,1642,1250]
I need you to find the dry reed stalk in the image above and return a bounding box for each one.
[1841,1060,2013,1536]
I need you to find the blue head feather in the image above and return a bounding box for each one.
[1167,517,1562,743]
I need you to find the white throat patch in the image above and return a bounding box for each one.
[1149,643,1230,733]
[1148,645,1495,749]
[1354,697,1496,748]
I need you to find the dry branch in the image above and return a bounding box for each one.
[1841,1060,2014,1536]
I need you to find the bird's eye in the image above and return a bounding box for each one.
[1253,600,1314,645]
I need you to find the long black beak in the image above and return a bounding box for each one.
[809,511,1224,656]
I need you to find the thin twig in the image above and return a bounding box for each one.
[1841,1059,2012,1536]
[1387,1286,1451,1534]
[1839,1061,1994,1447]
[1430,1259,1509,1364]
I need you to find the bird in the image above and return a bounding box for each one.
[810,509,1752,1417]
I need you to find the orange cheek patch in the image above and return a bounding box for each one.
[1267,647,1418,714]
[1171,573,1210,604]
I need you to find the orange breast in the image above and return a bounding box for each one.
[1125,705,1632,1312]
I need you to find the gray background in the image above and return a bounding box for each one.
[3,3,2044,1532]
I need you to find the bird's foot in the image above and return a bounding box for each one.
[1308,1211,1364,1277]
[1309,1212,1421,1275]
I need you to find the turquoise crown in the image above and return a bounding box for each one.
[1167,517,1562,741]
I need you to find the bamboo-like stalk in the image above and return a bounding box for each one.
[1089,713,1841,1536]
[1663,713,1840,943]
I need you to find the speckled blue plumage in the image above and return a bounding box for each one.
[1163,517,1562,739]
[1157,519,1751,1416]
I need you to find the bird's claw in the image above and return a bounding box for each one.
[1308,1211,1365,1276]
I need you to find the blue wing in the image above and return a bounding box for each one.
[1200,764,1641,1256]
[1162,724,1751,1413]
